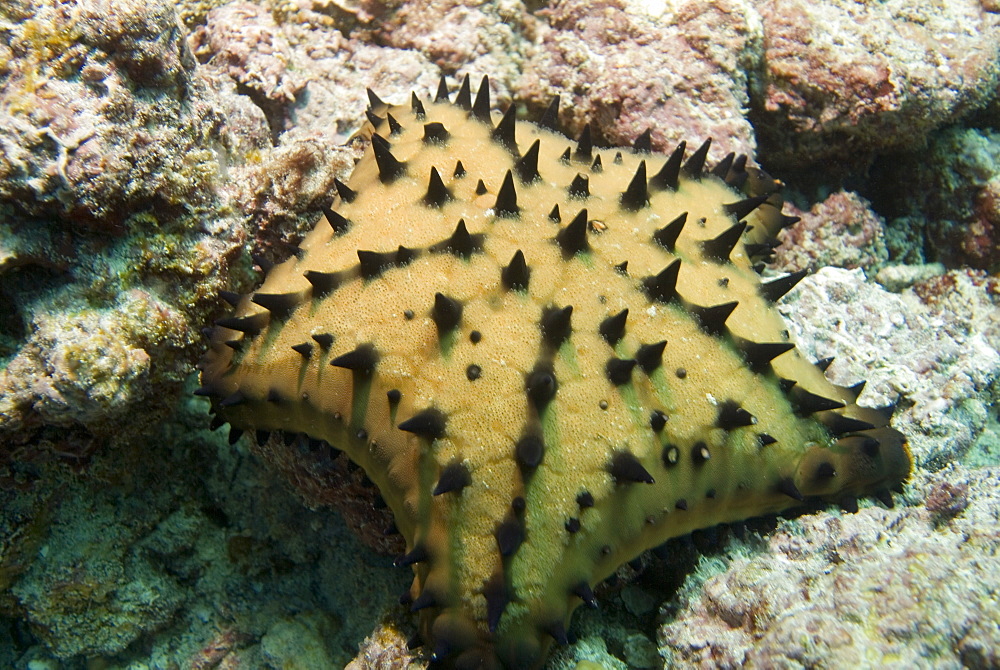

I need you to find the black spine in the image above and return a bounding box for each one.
[502,250,530,291]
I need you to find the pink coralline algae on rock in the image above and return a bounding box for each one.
[519,0,763,162]
[198,17,445,251]
[377,0,535,93]
[659,466,1000,669]
[1,0,204,228]
[774,190,889,273]
[190,3,306,106]
[754,0,1000,168]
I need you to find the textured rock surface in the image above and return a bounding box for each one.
[753,0,1000,169]
[10,483,187,658]
[0,0,264,455]
[520,0,764,162]
[775,191,889,273]
[377,0,535,91]
[345,623,421,670]
[780,267,1000,468]
[190,3,306,106]
[659,465,1000,668]
[655,266,1000,669]
[872,126,1000,271]
[2,383,409,664]
[0,0,222,226]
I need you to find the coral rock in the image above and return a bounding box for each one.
[520,0,762,161]
[755,0,1000,168]
[660,466,1000,669]
[775,191,889,273]
[191,3,306,105]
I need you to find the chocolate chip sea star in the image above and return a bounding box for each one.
[199,75,909,669]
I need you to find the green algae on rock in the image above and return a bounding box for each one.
[199,75,910,669]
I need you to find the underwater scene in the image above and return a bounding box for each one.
[1,0,999,668]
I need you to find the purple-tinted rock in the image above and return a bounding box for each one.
[1,0,199,228]
[775,191,889,272]
[754,0,1000,169]
[378,0,534,92]
[191,3,306,106]
[519,0,762,161]
[660,466,1000,669]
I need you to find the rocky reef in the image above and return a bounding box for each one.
[660,466,1000,668]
